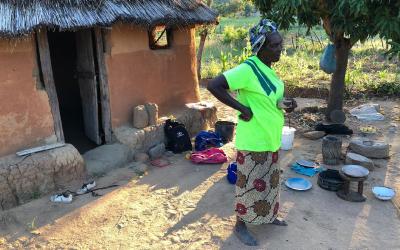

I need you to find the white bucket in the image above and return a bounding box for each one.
[281,126,296,150]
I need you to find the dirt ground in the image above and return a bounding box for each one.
[1,87,399,249]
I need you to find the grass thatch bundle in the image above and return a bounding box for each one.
[0,0,218,37]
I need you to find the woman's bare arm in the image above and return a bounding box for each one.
[207,75,253,121]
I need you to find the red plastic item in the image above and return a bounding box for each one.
[190,148,228,164]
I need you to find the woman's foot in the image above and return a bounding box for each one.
[272,218,288,226]
[234,220,258,246]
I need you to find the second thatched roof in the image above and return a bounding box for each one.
[0,0,218,37]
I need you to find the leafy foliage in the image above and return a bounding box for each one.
[199,16,399,97]
[213,0,257,17]
[222,26,249,48]
[386,41,400,59]
[252,0,400,55]
[213,0,243,16]
[244,2,254,17]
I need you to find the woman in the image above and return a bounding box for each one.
[207,19,297,246]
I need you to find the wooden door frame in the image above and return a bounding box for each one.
[36,29,64,142]
[94,27,112,143]
[35,27,113,144]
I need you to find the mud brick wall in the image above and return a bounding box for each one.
[106,24,200,127]
[114,102,217,152]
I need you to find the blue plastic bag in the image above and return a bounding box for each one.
[195,131,224,151]
[320,44,336,74]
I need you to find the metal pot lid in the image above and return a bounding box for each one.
[372,186,396,201]
[296,159,316,168]
[285,178,312,191]
[342,165,369,178]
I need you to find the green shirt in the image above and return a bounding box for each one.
[223,56,285,152]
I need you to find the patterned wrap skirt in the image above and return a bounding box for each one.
[235,151,280,225]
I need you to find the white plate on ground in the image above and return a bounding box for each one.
[285,178,312,191]
[372,186,396,201]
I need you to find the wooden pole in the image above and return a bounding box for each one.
[36,29,64,142]
[94,28,113,143]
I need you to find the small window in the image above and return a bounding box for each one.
[149,26,172,50]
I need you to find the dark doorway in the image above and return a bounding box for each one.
[47,30,102,153]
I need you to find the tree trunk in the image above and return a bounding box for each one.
[326,36,351,120]
[196,30,208,81]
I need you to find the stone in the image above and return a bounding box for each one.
[134,152,149,163]
[388,123,397,134]
[303,131,326,140]
[171,236,180,244]
[0,144,85,210]
[114,126,146,151]
[149,143,166,159]
[133,105,149,129]
[137,163,148,172]
[84,143,133,175]
[130,163,148,174]
[349,137,390,159]
[142,124,165,151]
[345,152,375,171]
[179,102,217,137]
[145,103,159,126]
[115,104,216,153]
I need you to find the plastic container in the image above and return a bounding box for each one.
[227,162,237,184]
[281,126,296,150]
[215,121,236,143]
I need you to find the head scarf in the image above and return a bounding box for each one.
[249,19,278,55]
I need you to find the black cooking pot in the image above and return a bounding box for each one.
[318,169,344,191]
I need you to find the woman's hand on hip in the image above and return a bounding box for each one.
[239,106,253,121]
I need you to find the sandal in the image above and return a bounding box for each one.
[50,192,73,203]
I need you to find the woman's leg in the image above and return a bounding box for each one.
[234,216,258,246]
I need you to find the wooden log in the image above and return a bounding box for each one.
[94,28,113,143]
[36,29,64,142]
[322,136,342,165]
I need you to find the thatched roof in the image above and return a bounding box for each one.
[0,0,218,37]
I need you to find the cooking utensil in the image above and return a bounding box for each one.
[318,169,344,191]
[342,165,369,178]
[285,177,312,191]
[372,186,395,201]
[296,159,316,168]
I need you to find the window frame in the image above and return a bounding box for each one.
[148,26,173,50]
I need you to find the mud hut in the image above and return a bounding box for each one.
[0,0,217,209]
[0,0,217,156]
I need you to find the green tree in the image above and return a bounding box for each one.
[244,2,253,17]
[253,0,400,120]
[214,0,244,16]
